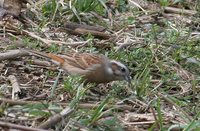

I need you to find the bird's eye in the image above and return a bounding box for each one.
[120,67,126,72]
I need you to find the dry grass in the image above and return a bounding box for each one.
[0,0,199,130]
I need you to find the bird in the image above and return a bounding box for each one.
[23,49,132,85]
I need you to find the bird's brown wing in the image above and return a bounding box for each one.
[61,52,107,69]
[24,49,107,75]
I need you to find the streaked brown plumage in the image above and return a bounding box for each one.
[24,49,131,84]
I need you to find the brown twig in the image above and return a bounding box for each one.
[0,49,29,61]
[63,21,110,39]
[38,107,74,129]
[0,98,136,111]
[164,7,197,15]
[25,59,52,67]
[66,28,111,39]
[0,121,47,131]
[5,23,91,46]
[64,22,106,32]
[119,118,156,125]
[8,75,21,100]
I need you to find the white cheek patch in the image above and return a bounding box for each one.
[106,67,113,75]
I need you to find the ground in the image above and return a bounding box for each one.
[0,0,199,130]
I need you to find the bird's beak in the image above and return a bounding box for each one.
[125,76,132,87]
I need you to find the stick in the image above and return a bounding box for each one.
[0,98,136,111]
[164,7,197,15]
[8,75,21,100]
[0,49,29,61]
[0,121,47,131]
[38,107,74,129]
[64,22,106,32]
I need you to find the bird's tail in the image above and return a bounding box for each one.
[22,49,65,66]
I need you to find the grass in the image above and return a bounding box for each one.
[0,0,199,130]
